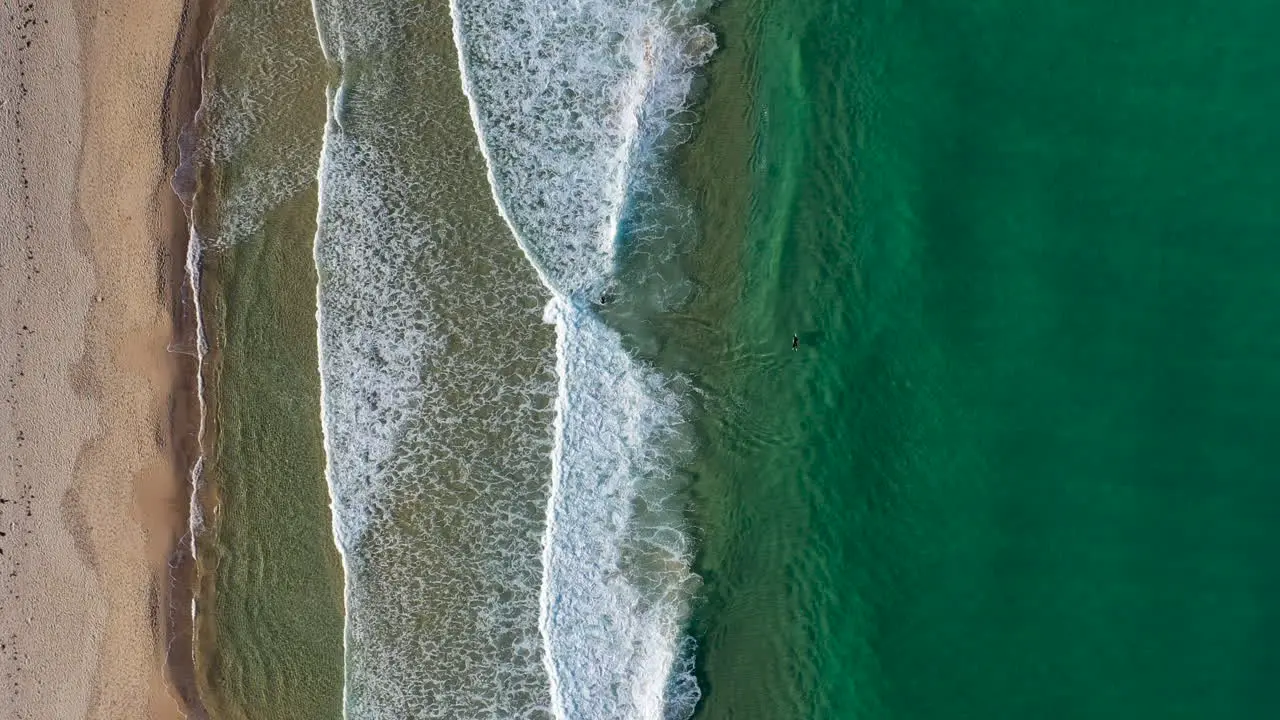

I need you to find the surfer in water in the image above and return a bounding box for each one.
[792,334,800,351]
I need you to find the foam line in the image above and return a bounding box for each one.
[447,0,714,715]
[310,78,354,719]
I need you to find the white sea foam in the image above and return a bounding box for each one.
[308,0,714,714]
[449,0,714,717]
[449,0,715,297]
[182,226,208,545]
[309,86,352,717]
[310,1,561,714]
[312,83,556,716]
[540,299,701,719]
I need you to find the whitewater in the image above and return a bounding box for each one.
[449,0,714,715]
[310,0,715,716]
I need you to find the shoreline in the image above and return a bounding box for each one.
[159,0,218,714]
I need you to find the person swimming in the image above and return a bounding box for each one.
[792,334,800,351]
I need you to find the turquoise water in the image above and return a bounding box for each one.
[679,0,1280,717]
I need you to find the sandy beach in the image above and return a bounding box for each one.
[0,0,192,717]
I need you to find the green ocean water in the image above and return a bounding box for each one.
[193,1,343,717]
[678,0,1280,718]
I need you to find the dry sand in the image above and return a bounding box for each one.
[0,0,190,718]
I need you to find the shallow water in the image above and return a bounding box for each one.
[191,0,343,717]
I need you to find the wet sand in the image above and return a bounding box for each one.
[0,0,193,717]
